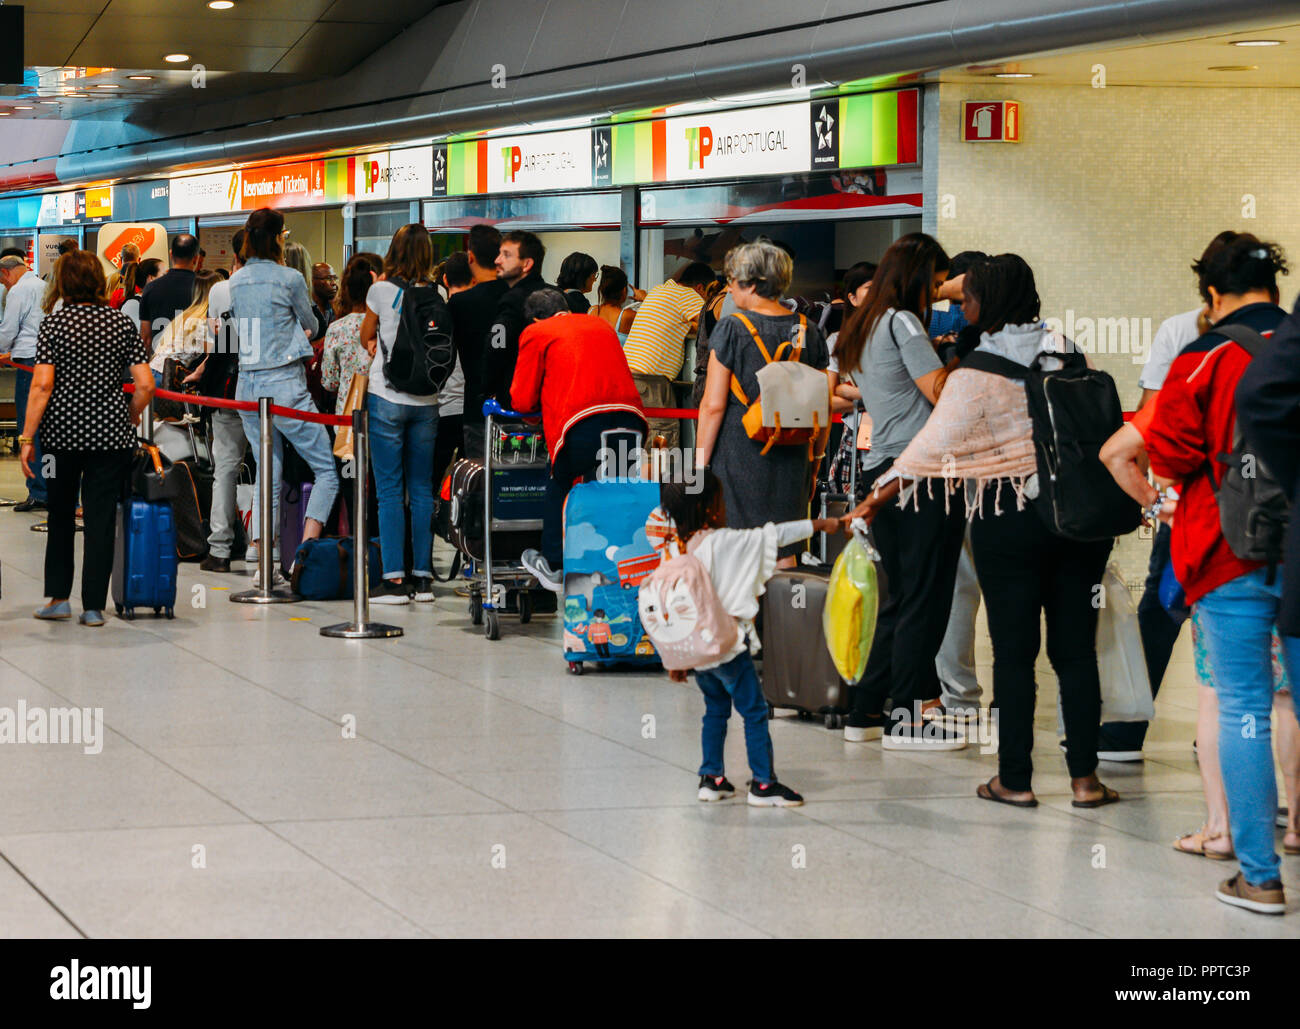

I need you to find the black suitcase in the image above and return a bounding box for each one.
[760,568,851,728]
[446,457,542,565]
[170,459,212,561]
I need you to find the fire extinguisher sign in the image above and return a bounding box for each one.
[961,101,1022,143]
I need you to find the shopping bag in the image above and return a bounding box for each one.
[822,522,881,682]
[332,373,368,460]
[1096,564,1155,722]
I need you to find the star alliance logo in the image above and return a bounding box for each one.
[814,105,835,151]
[433,149,446,182]
[593,133,609,170]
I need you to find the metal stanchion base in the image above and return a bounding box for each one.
[230,586,301,604]
[319,621,404,639]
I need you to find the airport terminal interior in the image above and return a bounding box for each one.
[1,0,1300,943]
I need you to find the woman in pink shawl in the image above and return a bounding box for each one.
[849,254,1119,810]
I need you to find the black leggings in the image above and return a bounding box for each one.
[44,448,132,611]
[970,498,1112,792]
[852,460,966,717]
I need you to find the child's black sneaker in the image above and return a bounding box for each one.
[697,774,736,802]
[747,780,804,807]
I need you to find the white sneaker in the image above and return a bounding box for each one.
[882,721,967,751]
[520,549,563,593]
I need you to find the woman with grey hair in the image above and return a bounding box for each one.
[694,241,834,567]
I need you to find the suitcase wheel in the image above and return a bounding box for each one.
[567,661,584,676]
[115,604,124,615]
[469,588,483,626]
[518,591,532,625]
[484,609,500,641]
[766,703,775,720]
[824,712,844,730]
[124,609,135,621]
[797,710,812,721]
[165,608,175,620]
[154,607,162,616]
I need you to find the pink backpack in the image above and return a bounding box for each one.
[637,533,740,671]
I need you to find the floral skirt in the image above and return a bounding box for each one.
[1191,604,1290,694]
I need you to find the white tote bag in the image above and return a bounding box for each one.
[1095,564,1155,723]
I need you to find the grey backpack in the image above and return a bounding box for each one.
[1210,324,1290,564]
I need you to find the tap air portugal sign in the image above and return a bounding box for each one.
[489,128,593,193]
[667,103,810,180]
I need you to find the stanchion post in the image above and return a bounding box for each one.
[141,396,154,444]
[321,406,402,639]
[232,396,299,604]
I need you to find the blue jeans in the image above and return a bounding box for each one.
[236,364,339,542]
[367,393,437,580]
[14,367,48,502]
[1197,568,1288,886]
[695,651,775,786]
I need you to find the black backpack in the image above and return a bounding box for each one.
[1205,324,1290,565]
[379,277,456,397]
[961,347,1142,541]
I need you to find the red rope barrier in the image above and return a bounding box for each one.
[5,361,1137,428]
[6,359,350,426]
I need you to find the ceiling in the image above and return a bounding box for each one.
[1,0,458,118]
[939,20,1300,87]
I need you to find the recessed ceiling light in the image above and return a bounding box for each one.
[1208,65,1258,71]
[208,0,235,8]
[164,54,191,63]
[1231,39,1282,47]
[13,105,32,109]
[995,72,1034,78]
[95,84,120,89]
[0,113,10,117]
[128,75,154,80]
[39,100,59,105]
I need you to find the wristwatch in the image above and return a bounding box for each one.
[18,435,34,445]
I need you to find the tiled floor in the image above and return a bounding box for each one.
[0,459,1296,938]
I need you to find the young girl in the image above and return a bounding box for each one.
[654,472,840,807]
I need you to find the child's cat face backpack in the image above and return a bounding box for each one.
[637,534,740,672]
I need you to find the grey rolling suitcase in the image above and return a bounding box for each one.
[759,569,851,728]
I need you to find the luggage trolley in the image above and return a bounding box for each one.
[471,399,550,640]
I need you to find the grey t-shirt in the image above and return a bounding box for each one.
[849,308,941,462]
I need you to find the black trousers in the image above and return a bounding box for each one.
[970,498,1113,792]
[541,411,646,567]
[852,459,966,716]
[44,448,133,611]
[433,413,464,489]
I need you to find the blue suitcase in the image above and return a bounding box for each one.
[561,480,661,673]
[112,498,179,620]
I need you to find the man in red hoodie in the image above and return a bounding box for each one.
[1144,234,1291,915]
[512,288,647,591]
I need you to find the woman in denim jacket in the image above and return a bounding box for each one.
[229,207,340,588]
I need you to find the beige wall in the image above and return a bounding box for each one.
[281,207,347,273]
[925,80,1300,583]
[926,81,1300,405]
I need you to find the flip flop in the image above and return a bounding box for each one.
[1072,785,1121,809]
[977,777,1038,808]
[1173,828,1234,860]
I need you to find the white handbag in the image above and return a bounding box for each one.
[1095,564,1155,723]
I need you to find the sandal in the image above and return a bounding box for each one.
[976,776,1038,808]
[1071,784,1121,808]
[1173,826,1235,860]
[1284,833,1300,856]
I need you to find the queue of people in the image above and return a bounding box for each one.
[8,214,1300,916]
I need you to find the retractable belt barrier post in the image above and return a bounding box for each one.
[231,396,298,604]
[322,406,402,639]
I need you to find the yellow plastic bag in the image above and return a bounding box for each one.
[822,526,880,682]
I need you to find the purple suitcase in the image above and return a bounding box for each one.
[279,481,312,575]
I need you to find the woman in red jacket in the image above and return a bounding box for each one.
[511,288,647,591]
